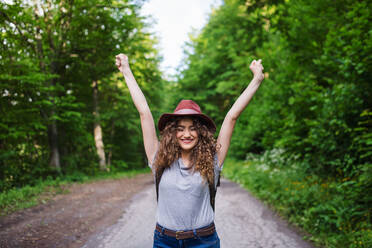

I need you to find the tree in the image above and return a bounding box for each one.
[0,0,164,190]
[177,0,372,176]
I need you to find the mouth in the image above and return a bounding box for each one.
[181,139,194,144]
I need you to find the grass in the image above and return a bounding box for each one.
[0,168,150,216]
[222,154,372,248]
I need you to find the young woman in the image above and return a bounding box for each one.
[115,53,264,248]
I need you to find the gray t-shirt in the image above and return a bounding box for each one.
[149,156,222,231]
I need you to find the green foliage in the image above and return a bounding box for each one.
[177,0,372,175]
[223,155,372,248]
[0,0,164,191]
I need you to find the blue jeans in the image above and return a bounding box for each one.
[153,223,220,248]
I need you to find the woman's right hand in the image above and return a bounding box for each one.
[249,59,264,82]
[115,53,130,73]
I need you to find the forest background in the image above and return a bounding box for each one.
[0,0,371,247]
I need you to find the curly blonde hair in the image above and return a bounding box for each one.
[154,117,217,186]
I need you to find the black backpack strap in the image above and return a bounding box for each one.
[209,172,220,211]
[209,180,216,211]
[156,176,159,202]
[155,167,164,202]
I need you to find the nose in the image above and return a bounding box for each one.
[183,129,191,137]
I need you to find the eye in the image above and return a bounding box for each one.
[177,127,184,132]
[190,127,197,131]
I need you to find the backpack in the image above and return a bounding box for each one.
[155,167,220,211]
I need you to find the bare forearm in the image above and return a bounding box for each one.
[122,67,151,116]
[227,76,262,120]
[217,59,264,165]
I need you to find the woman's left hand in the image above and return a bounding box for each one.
[249,59,264,82]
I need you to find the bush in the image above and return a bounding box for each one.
[223,152,372,248]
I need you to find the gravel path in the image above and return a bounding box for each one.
[0,174,153,248]
[82,178,315,248]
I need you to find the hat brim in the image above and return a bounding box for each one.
[158,113,216,133]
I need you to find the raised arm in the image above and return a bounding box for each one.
[115,53,158,163]
[217,59,264,166]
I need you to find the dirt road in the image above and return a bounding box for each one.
[82,179,315,248]
[0,173,316,248]
[0,174,153,248]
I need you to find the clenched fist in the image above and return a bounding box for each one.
[249,59,264,82]
[115,53,130,73]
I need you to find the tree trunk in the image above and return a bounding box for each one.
[33,13,61,171]
[48,111,61,170]
[107,121,115,167]
[92,80,107,171]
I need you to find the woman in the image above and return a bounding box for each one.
[115,53,264,247]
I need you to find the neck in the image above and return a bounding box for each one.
[181,150,192,166]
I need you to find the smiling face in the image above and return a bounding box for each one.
[176,118,199,152]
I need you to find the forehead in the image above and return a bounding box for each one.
[177,117,195,126]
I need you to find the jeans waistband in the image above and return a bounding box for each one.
[155,222,216,240]
[156,222,215,232]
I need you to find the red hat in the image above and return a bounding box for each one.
[158,100,216,133]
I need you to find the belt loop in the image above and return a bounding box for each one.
[193,229,198,239]
[161,226,165,235]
